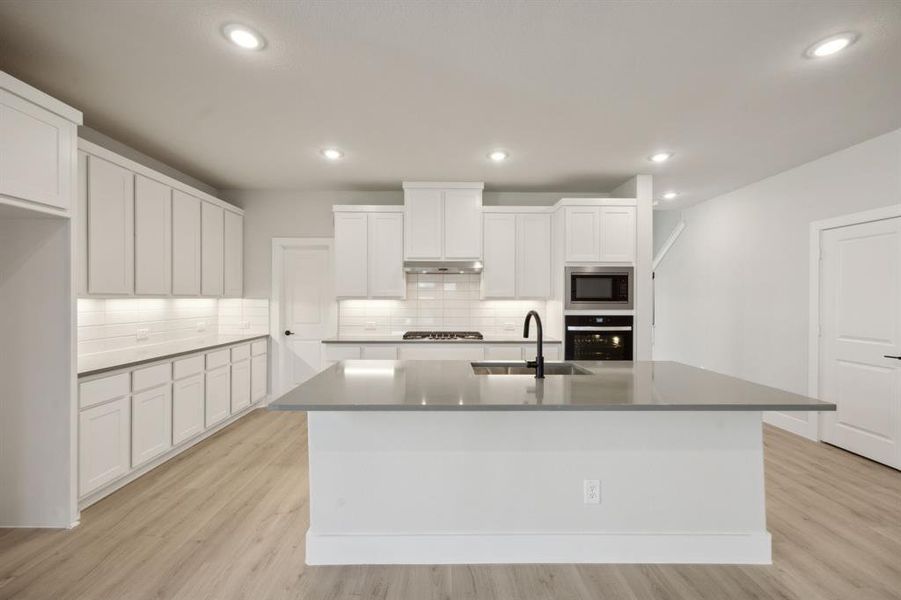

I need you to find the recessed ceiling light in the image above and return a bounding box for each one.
[805,32,858,58]
[488,150,509,162]
[649,152,673,163]
[223,24,265,50]
[321,148,344,160]
[662,191,678,201]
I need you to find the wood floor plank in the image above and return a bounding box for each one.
[1,415,899,600]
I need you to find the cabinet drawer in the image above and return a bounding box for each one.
[80,373,130,410]
[173,355,204,380]
[231,344,250,363]
[132,362,171,392]
[251,340,267,356]
[206,349,230,370]
[362,345,398,359]
[324,345,362,362]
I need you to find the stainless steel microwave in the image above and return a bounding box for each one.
[565,266,633,310]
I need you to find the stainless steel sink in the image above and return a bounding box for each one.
[471,361,593,376]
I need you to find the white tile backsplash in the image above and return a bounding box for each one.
[77,298,269,355]
[338,274,546,338]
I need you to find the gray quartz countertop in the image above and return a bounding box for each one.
[321,336,562,344]
[78,333,269,377]
[269,360,836,412]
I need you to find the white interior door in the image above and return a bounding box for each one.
[820,216,901,468]
[274,239,336,395]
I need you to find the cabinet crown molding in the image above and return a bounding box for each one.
[402,181,484,190]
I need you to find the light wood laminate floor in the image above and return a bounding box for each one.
[1,410,899,600]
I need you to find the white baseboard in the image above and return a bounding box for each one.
[764,411,819,441]
[306,530,772,566]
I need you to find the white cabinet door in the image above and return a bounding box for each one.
[443,188,482,259]
[0,89,74,210]
[201,202,224,297]
[251,355,267,402]
[599,206,636,263]
[205,366,231,427]
[87,155,134,294]
[231,359,251,412]
[516,213,551,298]
[368,212,405,298]
[132,384,173,468]
[134,175,172,295]
[482,213,516,298]
[172,190,201,295]
[173,373,205,445]
[564,206,601,262]
[362,345,398,359]
[223,210,243,297]
[334,211,368,297]
[79,397,131,496]
[404,188,443,259]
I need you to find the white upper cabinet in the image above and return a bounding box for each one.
[443,188,482,259]
[516,213,552,298]
[334,209,404,299]
[0,74,81,212]
[368,212,405,298]
[172,190,202,296]
[223,210,243,297]
[482,213,517,298]
[87,155,134,295]
[404,188,443,259]
[201,201,224,297]
[134,175,172,295]
[482,212,551,299]
[564,205,635,263]
[403,183,483,261]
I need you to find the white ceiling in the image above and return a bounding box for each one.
[1,0,900,207]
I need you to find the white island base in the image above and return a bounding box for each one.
[305,410,771,565]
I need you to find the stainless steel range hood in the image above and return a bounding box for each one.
[403,260,483,274]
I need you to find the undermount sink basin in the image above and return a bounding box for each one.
[471,361,593,376]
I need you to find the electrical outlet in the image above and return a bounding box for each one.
[241,320,251,330]
[196,320,207,333]
[503,321,515,331]
[583,479,601,504]
[136,328,150,341]
[365,321,377,331]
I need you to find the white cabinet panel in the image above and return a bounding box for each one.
[484,345,523,360]
[173,355,204,380]
[87,155,134,294]
[77,151,88,295]
[131,384,173,468]
[205,366,231,427]
[134,175,172,295]
[173,374,204,445]
[404,188,443,259]
[79,397,130,496]
[231,359,251,412]
[443,188,482,259]
[516,213,551,298]
[362,345,398,359]
[223,210,243,297]
[251,355,267,402]
[79,372,130,410]
[334,212,368,297]
[482,214,516,298]
[599,206,636,262]
[0,89,74,210]
[172,190,201,295]
[398,345,485,361]
[201,202,224,297]
[564,206,600,263]
[131,362,171,393]
[368,212,405,298]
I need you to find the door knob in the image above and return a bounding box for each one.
[285,330,295,336]
[885,355,901,360]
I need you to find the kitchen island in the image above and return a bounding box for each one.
[270,360,834,566]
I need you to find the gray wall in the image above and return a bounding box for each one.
[653,127,901,398]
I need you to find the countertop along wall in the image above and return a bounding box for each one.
[653,127,901,435]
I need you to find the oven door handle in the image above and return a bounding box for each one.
[567,326,632,331]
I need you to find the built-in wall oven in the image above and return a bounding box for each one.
[565,315,634,361]
[565,266,633,310]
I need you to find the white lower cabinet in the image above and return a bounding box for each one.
[231,359,251,412]
[131,384,173,468]
[324,342,563,364]
[79,397,131,496]
[172,374,205,445]
[251,355,267,402]
[484,345,524,360]
[205,365,231,427]
[398,345,485,361]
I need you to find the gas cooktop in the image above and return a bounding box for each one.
[402,331,484,340]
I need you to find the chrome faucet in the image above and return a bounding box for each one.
[523,310,544,379]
